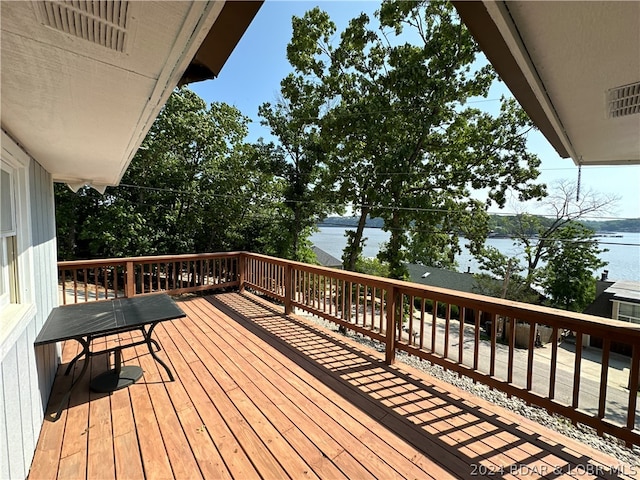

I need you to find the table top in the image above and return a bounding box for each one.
[35,294,186,346]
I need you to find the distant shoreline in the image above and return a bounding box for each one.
[318,215,640,234]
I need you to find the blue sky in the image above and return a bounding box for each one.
[191,1,640,220]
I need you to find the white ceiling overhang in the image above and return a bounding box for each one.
[1,1,260,190]
[453,1,640,166]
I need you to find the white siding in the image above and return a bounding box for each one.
[0,157,58,480]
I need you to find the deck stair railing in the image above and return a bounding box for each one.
[58,252,640,447]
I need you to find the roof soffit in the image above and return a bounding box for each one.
[0,1,231,187]
[454,1,640,166]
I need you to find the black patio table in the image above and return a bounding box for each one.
[35,294,186,420]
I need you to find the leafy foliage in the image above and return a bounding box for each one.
[472,246,540,303]
[354,257,390,278]
[474,180,618,286]
[280,1,544,278]
[257,79,334,261]
[55,3,620,318]
[541,223,607,311]
[471,180,617,309]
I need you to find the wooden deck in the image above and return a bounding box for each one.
[29,292,638,479]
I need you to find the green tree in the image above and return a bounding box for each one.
[472,246,540,303]
[472,181,617,307]
[258,78,334,262]
[477,180,618,289]
[283,2,544,279]
[354,256,390,278]
[541,223,607,311]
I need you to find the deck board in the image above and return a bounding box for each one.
[28,292,638,480]
[183,302,415,480]
[192,300,443,480]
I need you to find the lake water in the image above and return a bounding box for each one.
[310,227,640,282]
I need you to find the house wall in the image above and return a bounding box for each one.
[1,145,59,479]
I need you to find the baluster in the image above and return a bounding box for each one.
[597,338,611,423]
[444,304,452,359]
[572,331,584,420]
[94,267,98,299]
[112,265,116,298]
[323,276,327,313]
[508,317,516,384]
[362,284,366,328]
[102,266,108,299]
[458,307,465,368]
[396,294,404,342]
[626,345,639,447]
[489,312,497,377]
[420,297,425,350]
[83,268,89,301]
[549,325,559,399]
[370,287,376,331]
[431,300,438,353]
[408,295,414,346]
[347,281,352,323]
[60,269,67,305]
[473,310,481,372]
[526,322,536,391]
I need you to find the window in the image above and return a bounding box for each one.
[617,301,640,324]
[1,166,19,307]
[1,130,36,350]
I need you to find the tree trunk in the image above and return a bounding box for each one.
[344,205,370,271]
[387,210,406,280]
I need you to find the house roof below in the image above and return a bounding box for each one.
[405,264,478,294]
[604,281,640,303]
[311,246,342,268]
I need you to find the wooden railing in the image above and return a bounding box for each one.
[58,252,240,304]
[58,251,640,447]
[241,252,640,448]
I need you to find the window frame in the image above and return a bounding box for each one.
[617,300,640,324]
[1,164,18,307]
[1,130,37,354]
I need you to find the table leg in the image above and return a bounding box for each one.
[143,323,174,381]
[90,346,143,393]
[114,348,122,374]
[149,338,161,352]
[64,349,86,376]
[51,337,90,421]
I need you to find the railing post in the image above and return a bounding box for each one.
[385,285,397,365]
[284,263,292,316]
[125,261,135,298]
[238,253,246,293]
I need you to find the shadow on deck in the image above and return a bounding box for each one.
[29,292,637,479]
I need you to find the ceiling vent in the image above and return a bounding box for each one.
[607,81,640,118]
[35,1,129,52]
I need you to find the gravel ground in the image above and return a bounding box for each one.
[300,312,640,468]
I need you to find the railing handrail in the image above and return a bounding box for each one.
[242,252,640,339]
[57,251,245,268]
